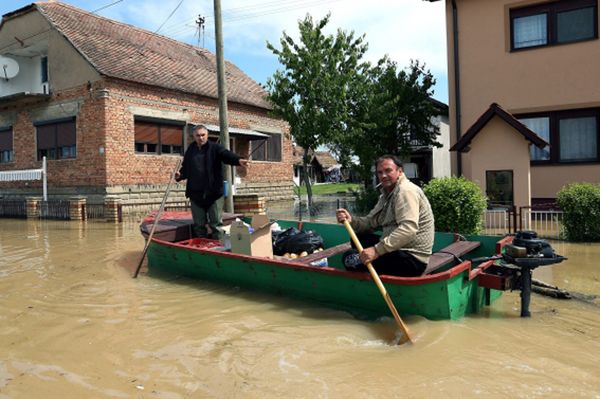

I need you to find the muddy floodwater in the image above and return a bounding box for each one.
[1,214,599,398]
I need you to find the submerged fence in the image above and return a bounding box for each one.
[0,197,122,222]
[0,195,565,238]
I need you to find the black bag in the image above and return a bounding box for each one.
[272,227,324,255]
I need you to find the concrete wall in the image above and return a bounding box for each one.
[462,116,532,208]
[432,114,451,178]
[445,0,600,198]
[0,10,100,96]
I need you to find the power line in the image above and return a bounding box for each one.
[157,0,341,39]
[92,0,125,14]
[164,0,343,44]
[153,0,185,35]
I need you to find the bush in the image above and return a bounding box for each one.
[557,183,600,241]
[351,186,379,215]
[423,177,487,234]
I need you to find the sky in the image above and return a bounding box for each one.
[0,0,449,103]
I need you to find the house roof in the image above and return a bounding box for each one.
[313,151,339,168]
[291,146,339,169]
[292,145,305,165]
[4,2,271,110]
[450,103,549,152]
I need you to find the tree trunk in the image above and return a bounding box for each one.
[302,157,313,210]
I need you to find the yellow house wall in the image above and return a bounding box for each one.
[445,0,600,198]
[462,116,532,208]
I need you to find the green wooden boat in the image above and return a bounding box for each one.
[143,217,511,321]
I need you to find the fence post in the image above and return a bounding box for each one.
[69,196,87,221]
[105,195,123,223]
[25,196,42,219]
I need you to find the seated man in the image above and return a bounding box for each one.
[336,155,434,277]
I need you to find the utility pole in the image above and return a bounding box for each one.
[196,15,205,48]
[213,0,233,213]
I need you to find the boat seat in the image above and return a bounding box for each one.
[294,242,352,264]
[423,240,481,275]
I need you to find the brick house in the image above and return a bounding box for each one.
[429,0,600,208]
[0,2,294,211]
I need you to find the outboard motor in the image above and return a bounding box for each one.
[501,231,567,317]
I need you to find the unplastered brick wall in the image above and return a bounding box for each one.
[101,78,294,201]
[0,81,108,192]
[1,78,294,203]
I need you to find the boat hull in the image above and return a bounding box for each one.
[146,220,505,320]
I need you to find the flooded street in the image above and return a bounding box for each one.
[1,213,599,398]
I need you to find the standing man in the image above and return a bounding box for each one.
[336,155,434,277]
[176,124,248,239]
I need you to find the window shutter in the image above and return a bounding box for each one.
[37,124,56,150]
[135,122,159,143]
[160,125,183,145]
[56,120,76,146]
[0,129,12,151]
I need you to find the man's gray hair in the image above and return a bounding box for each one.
[192,124,208,133]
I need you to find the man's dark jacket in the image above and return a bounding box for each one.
[177,140,241,208]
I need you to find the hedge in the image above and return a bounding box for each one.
[557,183,600,242]
[423,176,487,234]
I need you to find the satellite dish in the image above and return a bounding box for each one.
[0,56,19,80]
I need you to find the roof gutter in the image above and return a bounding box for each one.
[452,0,462,176]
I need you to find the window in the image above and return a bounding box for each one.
[511,0,597,50]
[0,127,14,163]
[521,117,550,161]
[36,118,76,160]
[41,56,48,83]
[134,119,183,155]
[518,108,600,164]
[486,170,514,207]
[250,133,281,162]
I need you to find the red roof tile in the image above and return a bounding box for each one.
[34,2,271,109]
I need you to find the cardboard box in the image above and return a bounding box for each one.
[230,214,273,258]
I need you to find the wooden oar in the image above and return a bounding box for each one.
[133,158,182,278]
[343,221,413,345]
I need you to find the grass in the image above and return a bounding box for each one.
[295,182,361,196]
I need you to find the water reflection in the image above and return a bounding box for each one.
[266,195,356,223]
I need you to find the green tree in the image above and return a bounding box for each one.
[266,14,369,207]
[345,58,442,186]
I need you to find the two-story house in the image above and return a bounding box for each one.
[0,2,294,210]
[430,0,600,208]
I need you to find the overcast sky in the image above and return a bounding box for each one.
[1,0,449,103]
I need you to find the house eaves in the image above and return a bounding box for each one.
[450,103,549,152]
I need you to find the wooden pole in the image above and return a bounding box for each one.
[133,158,182,278]
[343,221,412,345]
[213,0,233,213]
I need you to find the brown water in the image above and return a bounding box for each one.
[1,218,599,398]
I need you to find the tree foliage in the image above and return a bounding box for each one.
[345,58,441,185]
[267,14,442,199]
[266,14,369,205]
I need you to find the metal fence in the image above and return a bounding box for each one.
[519,207,564,239]
[40,200,71,220]
[482,207,564,239]
[85,203,106,220]
[0,199,26,218]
